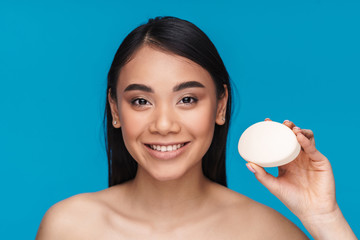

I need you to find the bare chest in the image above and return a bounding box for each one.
[83,210,262,240]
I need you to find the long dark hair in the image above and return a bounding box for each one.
[105,16,232,187]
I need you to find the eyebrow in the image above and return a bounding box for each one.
[173,81,205,92]
[124,81,205,93]
[124,84,153,93]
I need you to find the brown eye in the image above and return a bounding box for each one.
[131,98,151,106]
[179,96,198,105]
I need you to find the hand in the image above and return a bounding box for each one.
[246,119,357,239]
[246,119,337,220]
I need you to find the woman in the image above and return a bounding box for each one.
[36,16,356,239]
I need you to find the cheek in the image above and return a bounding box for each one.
[118,103,148,146]
[180,102,217,140]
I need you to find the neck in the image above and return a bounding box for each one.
[124,162,212,223]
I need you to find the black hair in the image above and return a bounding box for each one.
[105,16,232,187]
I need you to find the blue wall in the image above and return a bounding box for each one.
[1,0,359,238]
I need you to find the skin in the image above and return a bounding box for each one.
[36,46,356,239]
[251,119,357,239]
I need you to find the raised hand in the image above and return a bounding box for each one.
[245,118,357,239]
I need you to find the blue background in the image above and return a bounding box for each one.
[1,0,359,239]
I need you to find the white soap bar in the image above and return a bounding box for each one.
[238,121,301,167]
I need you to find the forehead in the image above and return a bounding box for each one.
[117,46,215,92]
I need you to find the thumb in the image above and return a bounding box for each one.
[246,163,280,195]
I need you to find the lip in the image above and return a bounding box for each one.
[144,142,190,160]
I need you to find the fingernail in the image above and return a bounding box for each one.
[246,163,256,173]
[294,126,301,130]
[284,120,290,123]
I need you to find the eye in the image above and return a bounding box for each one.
[179,96,198,105]
[131,98,151,107]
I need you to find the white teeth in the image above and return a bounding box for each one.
[149,143,185,152]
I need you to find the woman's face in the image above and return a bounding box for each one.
[109,45,227,181]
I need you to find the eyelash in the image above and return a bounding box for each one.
[130,96,198,108]
[131,98,151,107]
[178,96,198,105]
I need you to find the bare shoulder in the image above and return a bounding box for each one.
[35,191,111,240]
[209,184,309,240]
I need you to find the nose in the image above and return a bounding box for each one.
[149,104,181,135]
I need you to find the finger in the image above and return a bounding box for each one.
[283,120,303,136]
[265,118,272,121]
[283,120,296,129]
[293,126,301,135]
[246,163,280,195]
[296,132,324,161]
[299,129,314,140]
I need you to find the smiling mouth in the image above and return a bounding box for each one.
[145,143,189,152]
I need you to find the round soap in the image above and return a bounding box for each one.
[238,121,301,167]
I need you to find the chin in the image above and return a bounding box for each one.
[145,163,195,182]
[149,170,187,182]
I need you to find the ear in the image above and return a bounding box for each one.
[108,89,121,128]
[215,84,228,125]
